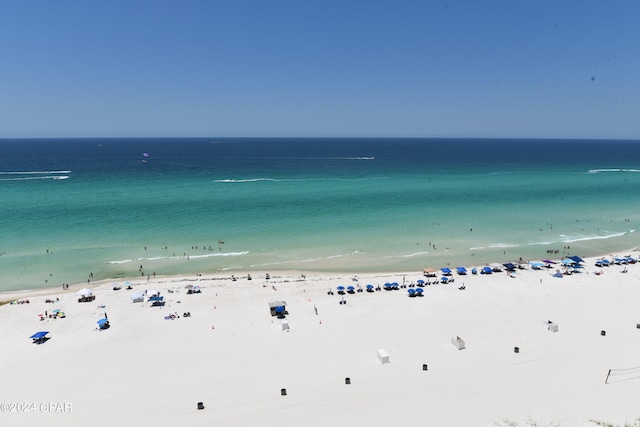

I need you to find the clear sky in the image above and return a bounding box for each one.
[1,0,638,139]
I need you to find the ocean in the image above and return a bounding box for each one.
[1,137,640,292]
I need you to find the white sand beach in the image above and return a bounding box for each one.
[2,254,640,427]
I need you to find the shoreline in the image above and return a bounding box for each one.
[2,246,638,303]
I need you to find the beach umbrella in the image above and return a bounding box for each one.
[415,288,423,294]
[337,286,345,291]
[441,267,452,275]
[417,279,424,285]
[407,289,416,297]
[366,284,374,290]
[52,309,61,314]
[347,285,355,292]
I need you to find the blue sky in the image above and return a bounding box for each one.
[1,0,638,139]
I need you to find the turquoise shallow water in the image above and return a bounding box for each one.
[1,137,640,292]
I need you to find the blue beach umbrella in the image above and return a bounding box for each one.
[407,288,416,297]
[337,286,345,291]
[366,284,374,290]
[417,279,424,285]
[347,285,355,292]
[415,288,424,295]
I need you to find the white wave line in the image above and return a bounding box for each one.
[0,175,70,181]
[0,170,71,175]
[587,168,640,174]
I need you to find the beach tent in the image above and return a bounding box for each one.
[481,266,492,274]
[268,301,287,316]
[529,261,544,270]
[503,262,517,272]
[568,256,585,264]
[76,288,93,297]
[97,318,110,330]
[30,331,49,344]
[451,336,465,350]
[130,293,144,303]
[441,267,452,276]
[377,349,390,364]
[489,263,503,272]
[456,267,467,275]
[423,268,437,277]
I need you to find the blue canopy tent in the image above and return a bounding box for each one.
[482,266,493,274]
[456,267,467,275]
[503,262,517,272]
[441,268,452,276]
[529,261,544,270]
[30,331,49,344]
[568,256,585,264]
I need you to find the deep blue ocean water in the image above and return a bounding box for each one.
[2,137,640,292]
